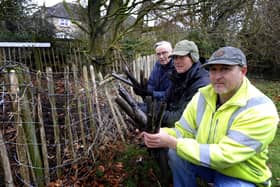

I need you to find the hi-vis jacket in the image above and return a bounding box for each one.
[164,77,279,186]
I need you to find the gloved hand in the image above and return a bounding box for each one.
[133,86,152,97]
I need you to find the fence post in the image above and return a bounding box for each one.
[0,48,4,66]
[64,66,76,159]
[36,71,50,184]
[72,64,87,152]
[9,70,32,185]
[0,129,15,186]
[33,48,43,71]
[89,65,103,126]
[82,66,96,139]
[46,67,62,178]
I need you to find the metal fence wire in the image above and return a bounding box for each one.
[0,53,156,186]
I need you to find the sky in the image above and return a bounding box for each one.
[32,0,75,7]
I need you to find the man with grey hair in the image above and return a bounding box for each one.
[133,41,173,101]
[140,46,279,187]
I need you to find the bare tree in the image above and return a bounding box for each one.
[66,0,204,63]
[65,0,279,78]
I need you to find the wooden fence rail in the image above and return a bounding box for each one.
[0,46,85,72]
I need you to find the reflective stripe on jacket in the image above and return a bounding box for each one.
[164,77,279,186]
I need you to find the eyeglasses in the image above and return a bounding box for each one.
[156,51,169,57]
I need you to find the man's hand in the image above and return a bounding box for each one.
[138,129,177,149]
[133,86,152,97]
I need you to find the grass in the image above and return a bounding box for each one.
[117,144,161,186]
[252,79,280,186]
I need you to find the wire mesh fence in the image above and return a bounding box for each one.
[0,46,156,186]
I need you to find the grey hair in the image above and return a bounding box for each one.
[154,41,172,51]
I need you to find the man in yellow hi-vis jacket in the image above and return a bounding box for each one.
[139,46,279,187]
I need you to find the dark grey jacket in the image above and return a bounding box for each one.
[162,62,210,127]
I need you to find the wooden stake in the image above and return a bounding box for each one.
[46,67,62,178]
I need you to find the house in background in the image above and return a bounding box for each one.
[40,2,84,39]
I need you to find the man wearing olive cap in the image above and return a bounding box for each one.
[161,40,210,127]
[140,46,279,187]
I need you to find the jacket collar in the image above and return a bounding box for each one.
[200,77,250,110]
[156,58,174,69]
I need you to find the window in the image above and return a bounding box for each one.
[56,32,66,39]
[59,18,70,27]
[55,32,73,39]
